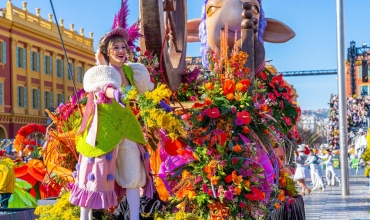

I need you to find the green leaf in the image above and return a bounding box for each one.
[15,178,32,190]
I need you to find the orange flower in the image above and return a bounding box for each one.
[274,203,281,209]
[235,82,247,92]
[222,79,235,95]
[208,160,218,169]
[277,194,285,202]
[279,190,285,195]
[235,92,242,101]
[232,144,242,153]
[232,170,243,185]
[205,82,214,90]
[234,186,241,195]
[244,179,250,188]
[204,165,212,174]
[204,97,213,106]
[279,177,286,187]
[242,126,250,134]
[188,190,196,200]
[211,176,219,185]
[182,170,191,179]
[226,93,234,100]
[197,115,204,122]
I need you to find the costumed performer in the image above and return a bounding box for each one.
[305,149,325,191]
[69,27,154,220]
[320,149,341,186]
[293,144,311,196]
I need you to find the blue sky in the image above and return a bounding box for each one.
[11,0,370,110]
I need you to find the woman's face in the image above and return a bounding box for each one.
[108,41,127,66]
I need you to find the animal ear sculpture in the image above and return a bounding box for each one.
[187,18,202,42]
[262,18,295,43]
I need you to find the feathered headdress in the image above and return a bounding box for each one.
[111,0,142,49]
[96,0,142,65]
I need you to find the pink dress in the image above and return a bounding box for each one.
[70,150,118,209]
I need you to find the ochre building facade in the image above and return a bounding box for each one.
[0,1,95,138]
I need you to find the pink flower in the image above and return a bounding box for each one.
[231,106,236,114]
[225,190,234,200]
[236,110,251,125]
[202,183,208,193]
[283,116,292,126]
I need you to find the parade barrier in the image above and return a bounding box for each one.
[0,208,36,220]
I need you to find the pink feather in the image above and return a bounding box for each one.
[111,0,129,30]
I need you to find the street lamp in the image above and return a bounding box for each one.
[347,41,370,96]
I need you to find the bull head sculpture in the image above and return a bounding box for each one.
[187,0,295,68]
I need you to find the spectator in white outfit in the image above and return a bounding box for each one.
[320,150,341,186]
[305,149,325,191]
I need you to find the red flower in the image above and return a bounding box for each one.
[245,187,265,201]
[225,174,233,183]
[240,79,251,87]
[144,50,151,56]
[236,110,251,125]
[257,72,268,80]
[239,201,246,209]
[268,93,276,101]
[283,117,292,126]
[232,158,239,164]
[222,79,235,95]
[205,107,221,118]
[279,100,284,109]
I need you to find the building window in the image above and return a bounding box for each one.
[57,93,64,106]
[56,58,64,78]
[77,66,84,83]
[67,62,74,80]
[32,89,41,109]
[0,41,6,64]
[44,91,53,109]
[44,55,52,75]
[0,82,3,105]
[16,46,26,68]
[358,65,370,79]
[30,51,40,72]
[17,86,27,108]
[359,85,369,95]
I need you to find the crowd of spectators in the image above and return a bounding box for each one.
[328,94,370,150]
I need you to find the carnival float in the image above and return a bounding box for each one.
[1,0,305,219]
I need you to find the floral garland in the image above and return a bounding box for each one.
[13,123,46,153]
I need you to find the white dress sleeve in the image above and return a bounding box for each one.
[83,65,122,92]
[127,63,155,94]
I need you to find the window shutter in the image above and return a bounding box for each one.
[44,91,47,108]
[23,86,27,108]
[67,61,70,80]
[43,55,46,73]
[62,94,64,104]
[30,51,33,70]
[49,57,52,75]
[56,59,58,77]
[22,48,26,68]
[16,46,19,67]
[32,89,34,108]
[0,83,3,105]
[2,42,6,64]
[71,63,75,80]
[17,86,20,107]
[36,53,40,72]
[50,92,53,108]
[61,60,64,78]
[37,89,41,109]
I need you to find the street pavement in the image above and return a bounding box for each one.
[303,168,370,220]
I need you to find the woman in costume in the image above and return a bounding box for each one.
[69,27,154,220]
[293,145,311,196]
[320,149,341,186]
[305,149,325,191]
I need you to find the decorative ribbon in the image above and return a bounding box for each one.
[138,143,154,199]
[77,92,98,147]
